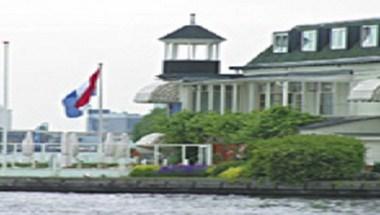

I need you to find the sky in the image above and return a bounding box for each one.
[0,0,380,131]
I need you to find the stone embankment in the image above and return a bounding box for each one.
[1,177,380,197]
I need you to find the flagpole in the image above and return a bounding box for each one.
[2,41,9,171]
[98,63,103,152]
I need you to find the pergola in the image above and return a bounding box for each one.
[145,143,213,166]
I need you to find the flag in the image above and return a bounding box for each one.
[62,68,100,118]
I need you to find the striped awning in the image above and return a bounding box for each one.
[134,81,179,103]
[348,79,380,102]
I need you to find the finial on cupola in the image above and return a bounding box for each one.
[190,13,196,25]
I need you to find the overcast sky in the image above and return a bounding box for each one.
[0,0,379,131]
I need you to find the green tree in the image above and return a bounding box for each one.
[131,108,168,142]
[242,106,322,140]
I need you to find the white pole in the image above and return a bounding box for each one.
[98,63,103,153]
[2,41,9,170]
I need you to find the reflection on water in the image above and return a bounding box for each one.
[0,192,379,215]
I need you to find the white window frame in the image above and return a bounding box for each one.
[330,27,347,50]
[301,30,318,52]
[272,32,289,53]
[361,25,379,48]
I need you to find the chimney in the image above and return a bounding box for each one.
[190,13,196,25]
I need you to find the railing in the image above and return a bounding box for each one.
[0,142,134,167]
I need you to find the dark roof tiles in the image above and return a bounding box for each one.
[239,18,380,69]
[160,25,225,41]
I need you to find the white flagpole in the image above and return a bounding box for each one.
[2,41,9,170]
[98,63,103,152]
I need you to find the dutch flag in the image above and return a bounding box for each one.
[62,68,100,118]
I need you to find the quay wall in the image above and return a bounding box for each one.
[1,177,380,197]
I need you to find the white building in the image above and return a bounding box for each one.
[135,16,380,164]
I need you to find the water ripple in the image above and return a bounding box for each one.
[0,192,379,215]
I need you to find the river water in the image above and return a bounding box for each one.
[0,192,379,215]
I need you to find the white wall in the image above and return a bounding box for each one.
[244,62,380,116]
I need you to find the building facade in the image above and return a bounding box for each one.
[86,109,142,134]
[135,16,380,164]
[179,19,380,116]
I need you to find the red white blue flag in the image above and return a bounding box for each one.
[62,68,100,118]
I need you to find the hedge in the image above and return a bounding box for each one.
[129,165,160,177]
[246,135,365,183]
[207,160,246,177]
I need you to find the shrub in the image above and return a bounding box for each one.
[129,165,160,177]
[207,160,246,176]
[246,135,365,183]
[218,166,245,181]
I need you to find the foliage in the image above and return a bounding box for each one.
[218,166,245,181]
[129,165,160,177]
[129,164,207,177]
[246,135,365,183]
[207,160,246,177]
[8,162,49,168]
[163,111,196,143]
[241,106,322,141]
[131,108,168,142]
[160,106,321,144]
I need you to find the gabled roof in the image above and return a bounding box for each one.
[159,25,225,41]
[237,18,380,69]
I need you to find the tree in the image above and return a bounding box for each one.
[131,108,168,142]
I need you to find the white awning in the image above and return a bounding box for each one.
[134,81,179,103]
[348,79,380,102]
[135,133,165,146]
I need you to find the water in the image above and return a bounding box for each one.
[0,192,379,215]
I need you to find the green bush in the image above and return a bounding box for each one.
[246,135,365,183]
[129,165,160,177]
[207,160,246,176]
[218,166,245,181]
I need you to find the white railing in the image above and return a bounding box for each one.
[0,142,134,167]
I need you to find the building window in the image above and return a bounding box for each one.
[213,85,221,112]
[225,85,233,112]
[200,85,208,112]
[361,25,379,48]
[270,82,282,107]
[301,30,318,52]
[288,82,302,111]
[272,32,289,53]
[330,28,347,50]
[258,83,267,110]
[320,83,333,115]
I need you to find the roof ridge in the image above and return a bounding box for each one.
[295,17,380,29]
[159,24,225,41]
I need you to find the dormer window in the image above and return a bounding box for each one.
[301,30,317,52]
[330,27,347,50]
[361,25,378,47]
[272,32,289,53]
